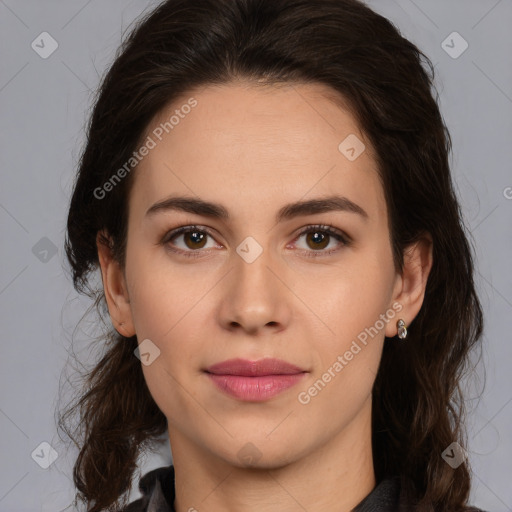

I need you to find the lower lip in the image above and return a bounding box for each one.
[206,373,307,401]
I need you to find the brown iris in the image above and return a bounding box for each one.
[306,231,329,250]
[184,230,207,249]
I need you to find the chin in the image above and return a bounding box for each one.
[211,434,310,471]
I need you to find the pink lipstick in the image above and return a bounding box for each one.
[205,358,307,401]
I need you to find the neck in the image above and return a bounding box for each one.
[170,395,376,512]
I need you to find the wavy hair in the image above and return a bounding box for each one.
[59,0,484,510]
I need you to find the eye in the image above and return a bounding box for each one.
[162,225,220,257]
[161,224,350,258]
[290,224,350,257]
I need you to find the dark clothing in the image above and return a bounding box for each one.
[123,465,485,512]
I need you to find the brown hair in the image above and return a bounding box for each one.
[59,0,484,511]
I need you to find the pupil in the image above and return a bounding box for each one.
[308,231,328,249]
[187,231,206,248]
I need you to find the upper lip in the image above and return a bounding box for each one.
[205,358,306,376]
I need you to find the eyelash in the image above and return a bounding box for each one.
[161,224,351,259]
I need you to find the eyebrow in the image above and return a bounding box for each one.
[145,194,368,222]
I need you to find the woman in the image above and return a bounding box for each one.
[59,0,485,511]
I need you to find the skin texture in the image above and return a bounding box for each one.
[97,81,433,512]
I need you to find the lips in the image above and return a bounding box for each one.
[205,358,305,376]
[204,358,307,402]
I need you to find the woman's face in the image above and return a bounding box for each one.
[102,81,412,469]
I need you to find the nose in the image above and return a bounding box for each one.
[217,243,292,336]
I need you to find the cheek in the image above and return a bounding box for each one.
[297,259,393,425]
[315,251,395,337]
[307,243,396,389]
[124,245,215,400]
[131,273,207,420]
[124,239,207,340]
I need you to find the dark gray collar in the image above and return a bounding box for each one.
[124,466,409,512]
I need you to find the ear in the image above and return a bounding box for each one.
[96,231,136,337]
[385,232,433,338]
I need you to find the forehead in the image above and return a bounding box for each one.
[131,81,387,225]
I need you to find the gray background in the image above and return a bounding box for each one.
[0,0,511,510]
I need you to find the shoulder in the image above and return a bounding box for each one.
[396,475,488,512]
[355,474,488,512]
[122,465,175,512]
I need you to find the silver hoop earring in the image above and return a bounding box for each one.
[397,319,408,339]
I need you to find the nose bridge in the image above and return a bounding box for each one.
[243,242,271,279]
[233,236,279,304]
[219,235,289,331]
